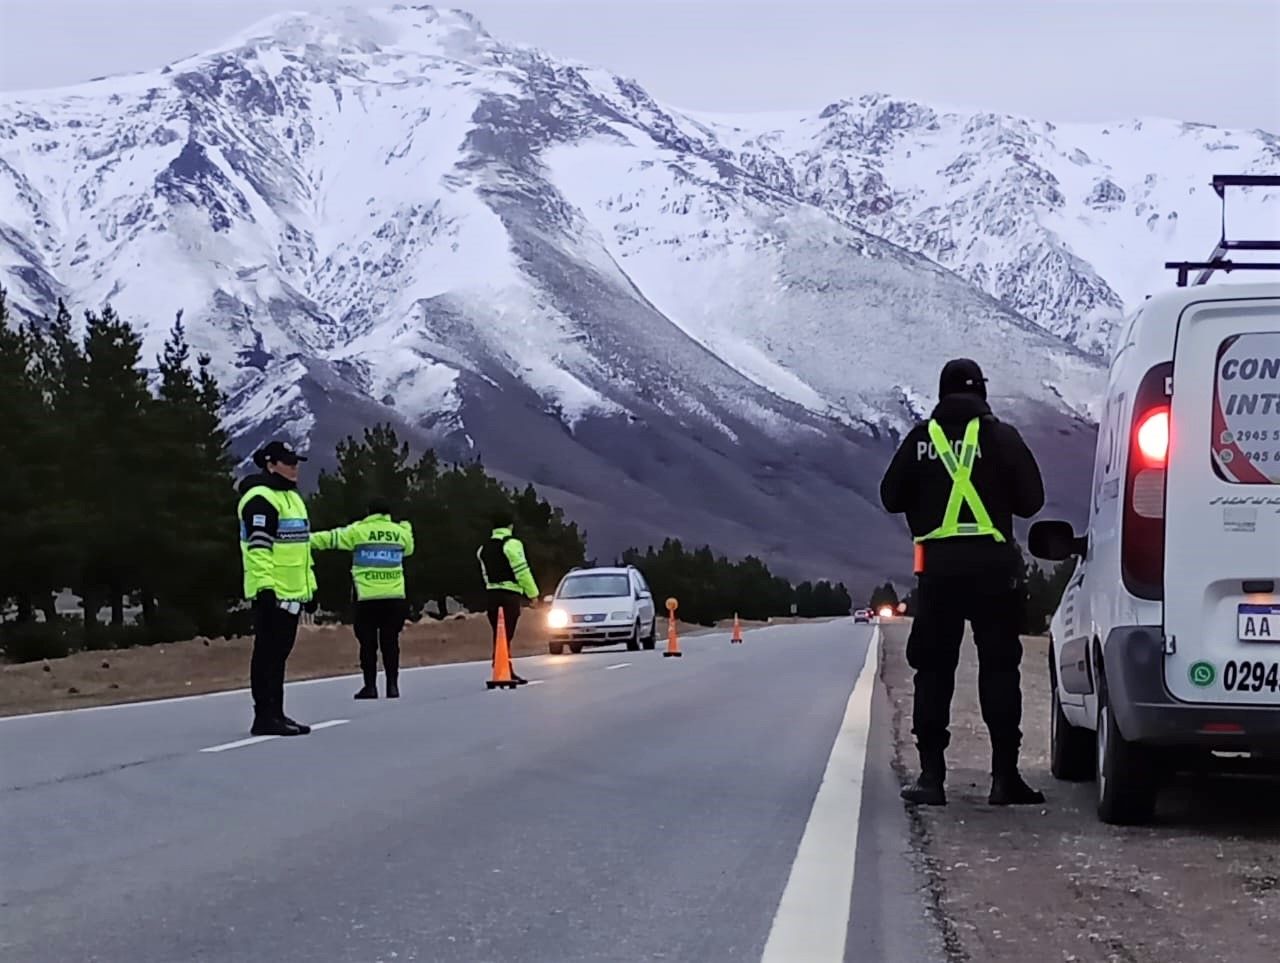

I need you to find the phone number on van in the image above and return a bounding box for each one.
[1222,660,1280,693]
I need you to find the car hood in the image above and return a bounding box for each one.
[551,596,633,616]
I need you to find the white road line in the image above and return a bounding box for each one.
[199,718,349,753]
[200,735,277,753]
[761,628,879,963]
[605,662,631,670]
[309,718,350,731]
[0,656,520,724]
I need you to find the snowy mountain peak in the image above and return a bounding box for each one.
[1,6,1274,576]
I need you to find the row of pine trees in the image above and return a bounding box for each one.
[0,291,853,663]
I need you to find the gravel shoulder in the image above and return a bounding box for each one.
[880,620,1280,963]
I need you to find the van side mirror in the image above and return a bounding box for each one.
[1029,520,1087,561]
[542,595,554,604]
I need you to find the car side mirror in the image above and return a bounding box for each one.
[542,595,554,604]
[1029,520,1087,561]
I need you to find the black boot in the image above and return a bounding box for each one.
[251,716,306,736]
[354,684,378,700]
[901,750,946,806]
[989,747,1044,805]
[280,715,311,735]
[989,770,1045,805]
[386,679,400,699]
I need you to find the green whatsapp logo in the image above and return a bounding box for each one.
[1189,661,1216,688]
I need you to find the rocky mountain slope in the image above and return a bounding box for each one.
[3,5,1266,582]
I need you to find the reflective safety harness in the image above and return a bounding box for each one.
[915,418,1006,544]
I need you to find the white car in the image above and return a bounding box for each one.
[853,609,873,624]
[545,566,658,654]
[1031,175,1280,824]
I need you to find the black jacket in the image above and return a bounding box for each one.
[880,393,1045,579]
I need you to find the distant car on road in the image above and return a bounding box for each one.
[1031,180,1280,825]
[545,566,657,654]
[853,609,873,624]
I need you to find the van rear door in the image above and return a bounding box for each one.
[1164,295,1280,705]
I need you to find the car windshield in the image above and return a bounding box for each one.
[558,574,631,599]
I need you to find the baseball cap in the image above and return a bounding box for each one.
[253,440,308,469]
[938,358,988,400]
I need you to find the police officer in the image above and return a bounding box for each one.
[311,497,415,700]
[476,512,540,686]
[880,359,1046,806]
[238,441,316,736]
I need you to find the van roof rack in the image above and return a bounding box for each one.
[1164,174,1280,286]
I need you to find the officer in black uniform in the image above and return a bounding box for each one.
[881,359,1047,806]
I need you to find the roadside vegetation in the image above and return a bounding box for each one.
[1,291,852,664]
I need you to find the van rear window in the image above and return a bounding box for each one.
[1213,332,1280,484]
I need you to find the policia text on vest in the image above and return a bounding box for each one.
[880,359,1046,809]
[312,502,415,700]
[237,441,317,737]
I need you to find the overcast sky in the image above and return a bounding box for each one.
[1,0,1277,128]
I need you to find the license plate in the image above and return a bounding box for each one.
[1238,604,1280,642]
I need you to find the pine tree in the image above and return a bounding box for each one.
[0,289,65,624]
[75,305,153,637]
[148,316,238,637]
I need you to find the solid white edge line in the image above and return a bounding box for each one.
[199,718,349,753]
[761,627,880,963]
[0,650,553,724]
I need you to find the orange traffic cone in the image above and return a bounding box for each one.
[663,613,683,658]
[486,608,519,689]
[731,613,743,644]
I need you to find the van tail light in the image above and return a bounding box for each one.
[1136,409,1169,466]
[1122,364,1172,600]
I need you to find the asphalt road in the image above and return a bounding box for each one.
[0,621,941,963]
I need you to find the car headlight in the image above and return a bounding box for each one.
[610,611,631,622]
[547,608,570,630]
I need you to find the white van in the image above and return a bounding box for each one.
[1031,174,1280,824]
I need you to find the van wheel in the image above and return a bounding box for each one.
[1096,683,1158,825]
[569,642,583,654]
[627,622,641,652]
[1050,686,1095,782]
[642,619,656,650]
[548,642,564,655]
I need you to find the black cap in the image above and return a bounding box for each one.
[490,510,514,530]
[252,440,308,469]
[939,358,988,400]
[368,496,392,516]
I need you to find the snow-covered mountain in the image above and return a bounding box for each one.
[1,4,1268,581]
[706,96,1280,354]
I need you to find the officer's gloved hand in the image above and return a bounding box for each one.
[256,588,278,611]
[303,599,318,614]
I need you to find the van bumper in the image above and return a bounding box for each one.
[1104,626,1280,750]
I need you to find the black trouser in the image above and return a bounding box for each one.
[354,598,405,687]
[251,603,300,721]
[905,574,1025,772]
[486,590,523,663]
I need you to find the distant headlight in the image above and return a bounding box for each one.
[610,611,631,622]
[547,608,570,629]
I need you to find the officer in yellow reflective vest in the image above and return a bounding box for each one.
[311,498,415,700]
[477,512,540,686]
[880,360,1047,807]
[238,441,317,737]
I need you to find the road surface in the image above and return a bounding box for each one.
[0,621,942,963]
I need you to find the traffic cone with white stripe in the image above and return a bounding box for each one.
[663,598,683,658]
[731,613,743,644]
